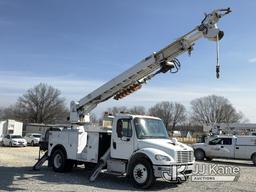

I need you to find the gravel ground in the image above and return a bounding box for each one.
[0,146,255,192]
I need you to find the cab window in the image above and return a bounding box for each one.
[222,138,232,145]
[116,119,132,138]
[209,138,232,145]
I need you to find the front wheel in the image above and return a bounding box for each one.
[9,141,12,147]
[194,149,205,161]
[31,141,34,146]
[130,159,155,189]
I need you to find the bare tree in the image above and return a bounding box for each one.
[1,105,19,120]
[148,101,186,131]
[190,95,243,125]
[0,107,4,120]
[106,106,128,115]
[2,83,69,123]
[128,106,146,115]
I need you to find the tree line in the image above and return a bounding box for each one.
[0,83,245,131]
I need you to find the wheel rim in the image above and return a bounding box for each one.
[196,150,204,159]
[54,153,63,168]
[133,164,148,184]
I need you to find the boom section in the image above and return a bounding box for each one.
[70,8,231,124]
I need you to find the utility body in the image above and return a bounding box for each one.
[36,8,231,188]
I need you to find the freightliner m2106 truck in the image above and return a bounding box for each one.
[34,8,231,188]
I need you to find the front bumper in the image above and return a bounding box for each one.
[153,163,194,178]
[12,142,27,146]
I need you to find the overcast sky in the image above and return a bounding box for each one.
[1,1,256,121]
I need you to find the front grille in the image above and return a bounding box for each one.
[176,151,193,163]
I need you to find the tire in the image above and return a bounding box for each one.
[130,158,155,189]
[252,153,256,166]
[51,149,71,172]
[194,149,205,161]
[205,157,212,161]
[31,141,34,146]
[9,141,12,147]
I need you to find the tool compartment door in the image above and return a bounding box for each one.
[86,132,99,163]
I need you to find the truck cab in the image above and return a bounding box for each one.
[47,114,194,188]
[192,135,256,165]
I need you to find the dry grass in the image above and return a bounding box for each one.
[0,146,39,166]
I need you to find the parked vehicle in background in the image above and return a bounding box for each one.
[192,135,256,165]
[2,134,27,147]
[24,133,42,146]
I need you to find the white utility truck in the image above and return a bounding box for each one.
[193,135,256,165]
[34,8,231,188]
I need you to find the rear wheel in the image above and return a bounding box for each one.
[130,158,155,189]
[51,149,73,172]
[252,154,256,166]
[194,149,205,161]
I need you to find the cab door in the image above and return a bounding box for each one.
[111,118,134,159]
[207,138,234,158]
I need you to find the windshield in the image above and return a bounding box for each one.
[11,135,22,139]
[134,118,169,139]
[33,135,41,138]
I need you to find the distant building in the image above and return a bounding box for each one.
[173,125,204,136]
[173,130,193,138]
[24,123,69,136]
[0,119,23,141]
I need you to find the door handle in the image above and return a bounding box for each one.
[121,137,130,142]
[220,146,224,148]
[113,142,116,149]
[236,146,239,149]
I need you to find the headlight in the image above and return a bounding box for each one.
[155,154,171,161]
[12,140,17,143]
